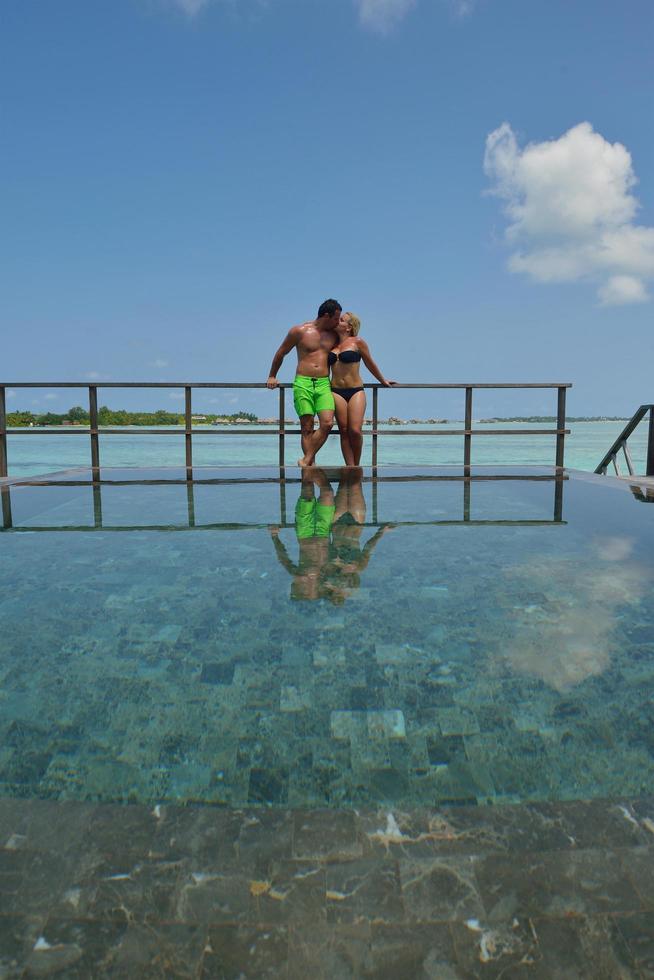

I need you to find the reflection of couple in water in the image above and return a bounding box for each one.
[270,468,392,603]
[266,298,395,467]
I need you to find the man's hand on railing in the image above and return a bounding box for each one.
[266,376,279,389]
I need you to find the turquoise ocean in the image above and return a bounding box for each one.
[4,420,646,477]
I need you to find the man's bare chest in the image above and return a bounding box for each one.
[298,328,332,355]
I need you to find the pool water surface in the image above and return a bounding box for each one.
[1,466,654,809]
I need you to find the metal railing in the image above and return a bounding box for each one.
[1,470,566,532]
[595,404,654,477]
[0,381,571,478]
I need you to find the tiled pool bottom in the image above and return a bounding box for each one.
[1,466,654,809]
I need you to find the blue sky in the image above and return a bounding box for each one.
[2,0,653,419]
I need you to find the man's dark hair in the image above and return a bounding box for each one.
[318,299,342,319]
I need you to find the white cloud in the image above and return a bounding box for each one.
[447,0,474,17]
[593,535,634,562]
[44,393,58,401]
[170,0,269,17]
[151,358,169,369]
[6,390,16,399]
[169,391,185,400]
[172,0,210,14]
[598,275,648,307]
[85,371,101,380]
[484,121,654,305]
[354,0,416,33]
[170,0,468,32]
[502,547,644,691]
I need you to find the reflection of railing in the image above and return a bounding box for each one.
[630,484,654,504]
[1,471,566,532]
[0,380,571,477]
[595,404,654,477]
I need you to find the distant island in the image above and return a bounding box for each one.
[6,406,259,427]
[477,416,629,423]
[6,407,629,427]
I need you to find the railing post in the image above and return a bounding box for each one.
[1,485,11,530]
[278,386,285,468]
[647,407,654,477]
[279,479,287,526]
[556,386,567,469]
[88,386,100,473]
[0,385,7,478]
[463,477,471,521]
[92,484,103,528]
[554,474,563,523]
[372,473,378,525]
[464,387,473,467]
[187,481,196,527]
[372,386,378,469]
[185,386,193,480]
[623,439,635,476]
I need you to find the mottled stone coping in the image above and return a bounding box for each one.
[1,795,654,977]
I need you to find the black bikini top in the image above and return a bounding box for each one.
[328,349,362,366]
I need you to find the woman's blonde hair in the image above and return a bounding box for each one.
[344,312,361,336]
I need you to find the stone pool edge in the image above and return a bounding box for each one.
[1,793,653,976]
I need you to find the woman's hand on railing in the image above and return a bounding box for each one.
[266,376,279,389]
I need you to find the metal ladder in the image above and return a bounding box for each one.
[595,404,654,477]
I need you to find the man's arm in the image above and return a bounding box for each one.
[269,527,299,575]
[267,327,300,389]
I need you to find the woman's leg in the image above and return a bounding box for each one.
[333,392,355,466]
[346,470,366,524]
[346,391,366,466]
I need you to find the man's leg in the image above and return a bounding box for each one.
[294,378,317,463]
[311,466,335,509]
[300,409,334,466]
[299,415,315,463]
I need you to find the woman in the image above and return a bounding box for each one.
[321,467,393,604]
[329,312,395,466]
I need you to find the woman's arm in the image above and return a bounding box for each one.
[358,338,396,387]
[358,524,394,569]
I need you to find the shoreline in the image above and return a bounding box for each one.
[5,417,631,430]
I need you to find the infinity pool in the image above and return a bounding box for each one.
[1,466,653,808]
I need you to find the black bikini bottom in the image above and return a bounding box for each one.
[332,387,364,403]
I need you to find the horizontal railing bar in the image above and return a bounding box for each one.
[2,519,566,533]
[4,427,570,437]
[5,474,568,488]
[1,381,573,389]
[360,429,569,437]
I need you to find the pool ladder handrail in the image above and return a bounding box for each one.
[594,404,654,477]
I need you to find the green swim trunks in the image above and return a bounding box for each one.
[293,375,335,417]
[295,497,336,540]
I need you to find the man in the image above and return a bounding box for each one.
[266,299,341,467]
[269,467,335,601]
